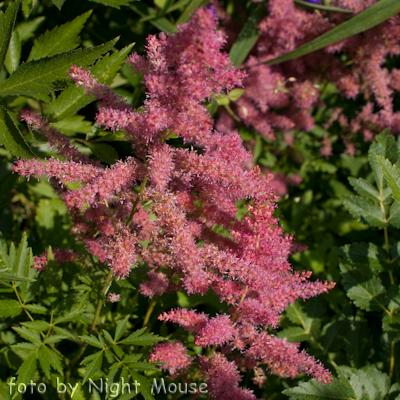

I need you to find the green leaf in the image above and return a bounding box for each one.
[21,0,36,17]
[369,129,398,192]
[340,263,386,312]
[103,329,114,344]
[389,200,400,228]
[0,0,21,70]
[348,177,380,203]
[17,17,45,42]
[382,313,400,332]
[11,342,38,351]
[0,299,22,317]
[377,155,400,204]
[114,316,130,342]
[21,321,50,331]
[47,43,134,121]
[265,0,400,66]
[293,0,353,13]
[0,107,37,159]
[0,269,35,282]
[16,354,37,390]
[81,351,103,385]
[38,345,51,379]
[28,11,92,62]
[0,38,119,97]
[79,334,105,349]
[129,362,159,371]
[107,362,121,387]
[129,371,154,400]
[44,335,68,344]
[277,326,310,342]
[342,195,387,228]
[130,2,178,32]
[229,1,267,67]
[120,328,164,346]
[5,30,21,74]
[176,0,203,24]
[51,0,67,10]
[282,377,357,400]
[338,242,387,274]
[89,0,133,8]
[13,327,41,344]
[53,326,76,339]
[24,303,47,314]
[86,142,118,164]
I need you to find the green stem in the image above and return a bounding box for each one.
[91,270,114,331]
[142,298,156,327]
[389,340,395,383]
[127,176,149,227]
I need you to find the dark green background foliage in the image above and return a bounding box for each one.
[0,0,399,398]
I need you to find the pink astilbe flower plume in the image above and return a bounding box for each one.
[13,8,334,398]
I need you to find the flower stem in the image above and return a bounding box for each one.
[91,270,114,330]
[142,298,157,327]
[127,176,148,227]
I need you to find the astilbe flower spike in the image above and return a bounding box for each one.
[14,8,334,398]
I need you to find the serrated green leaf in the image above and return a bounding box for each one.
[120,328,164,346]
[28,11,92,62]
[104,348,114,363]
[0,38,118,97]
[13,327,41,344]
[53,326,76,339]
[377,155,400,204]
[11,342,38,351]
[107,362,120,387]
[340,264,386,311]
[21,321,50,331]
[389,200,400,228]
[13,233,32,301]
[48,42,134,121]
[0,269,34,282]
[229,1,267,67]
[277,326,310,342]
[265,0,400,66]
[24,303,47,314]
[81,351,103,385]
[338,242,387,274]
[130,2,178,32]
[16,354,37,389]
[0,0,21,70]
[86,142,118,164]
[21,0,35,17]
[176,0,203,25]
[44,335,68,344]
[343,195,387,228]
[128,371,154,400]
[114,316,130,342]
[16,17,44,42]
[348,177,381,203]
[5,30,21,74]
[103,329,114,344]
[0,106,37,159]
[112,344,124,358]
[129,362,160,371]
[79,334,105,349]
[382,313,400,332]
[38,345,51,379]
[0,299,22,317]
[54,308,81,324]
[122,354,142,363]
[369,130,398,192]
[89,0,133,8]
[283,377,357,400]
[51,0,66,10]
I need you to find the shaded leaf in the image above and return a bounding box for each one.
[120,328,164,346]
[4,30,21,74]
[348,177,380,203]
[0,299,22,318]
[28,11,92,61]
[0,107,36,159]
[86,142,118,164]
[0,38,118,96]
[342,195,386,228]
[114,316,130,342]
[229,1,267,67]
[377,155,400,204]
[0,0,21,70]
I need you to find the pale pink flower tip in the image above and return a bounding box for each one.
[150,341,192,375]
[107,293,121,303]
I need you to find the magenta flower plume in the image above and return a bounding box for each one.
[14,7,335,396]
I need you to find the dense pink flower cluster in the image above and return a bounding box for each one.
[216,0,400,154]
[14,8,334,398]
